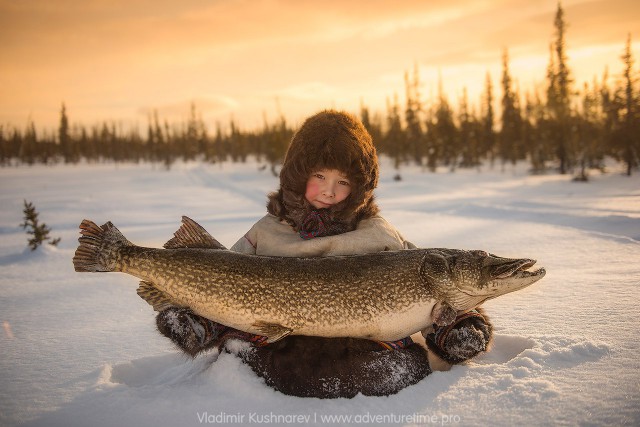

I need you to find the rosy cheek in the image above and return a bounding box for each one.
[305,180,319,202]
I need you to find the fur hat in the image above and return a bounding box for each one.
[267,110,380,232]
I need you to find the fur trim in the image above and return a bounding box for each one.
[267,110,380,231]
[236,336,431,398]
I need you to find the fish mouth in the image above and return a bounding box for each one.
[509,265,546,280]
[490,258,546,292]
[492,258,538,279]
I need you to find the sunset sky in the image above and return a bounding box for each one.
[1,0,639,133]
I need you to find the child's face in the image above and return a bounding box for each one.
[305,169,352,209]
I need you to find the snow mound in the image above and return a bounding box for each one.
[108,353,219,388]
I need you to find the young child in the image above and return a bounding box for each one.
[156,110,493,397]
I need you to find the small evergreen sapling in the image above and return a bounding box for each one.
[21,200,61,251]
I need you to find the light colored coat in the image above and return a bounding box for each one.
[230,214,415,257]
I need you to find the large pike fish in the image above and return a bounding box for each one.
[73,217,545,342]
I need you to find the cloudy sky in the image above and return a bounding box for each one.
[1,0,639,132]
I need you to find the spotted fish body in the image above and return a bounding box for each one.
[73,217,545,342]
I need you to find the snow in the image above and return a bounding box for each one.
[1,158,639,426]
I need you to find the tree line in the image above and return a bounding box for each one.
[1,4,638,177]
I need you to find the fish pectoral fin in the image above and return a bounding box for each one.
[252,321,293,343]
[136,281,184,312]
[432,301,457,326]
[448,293,487,314]
[164,216,227,250]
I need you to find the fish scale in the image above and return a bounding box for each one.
[73,216,545,343]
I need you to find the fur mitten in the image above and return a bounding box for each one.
[423,308,493,364]
[156,307,228,357]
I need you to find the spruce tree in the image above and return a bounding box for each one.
[574,83,595,180]
[0,125,6,166]
[432,75,458,171]
[547,2,575,174]
[500,48,523,168]
[360,102,383,153]
[385,94,404,172]
[19,120,37,165]
[59,103,72,163]
[619,34,639,176]
[480,72,496,167]
[404,63,424,165]
[21,201,60,251]
[424,106,439,172]
[458,88,479,168]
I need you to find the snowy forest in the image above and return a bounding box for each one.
[1,4,638,178]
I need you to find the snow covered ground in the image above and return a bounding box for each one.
[1,158,639,426]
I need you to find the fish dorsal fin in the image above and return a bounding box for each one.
[252,321,293,343]
[137,281,184,312]
[164,216,227,250]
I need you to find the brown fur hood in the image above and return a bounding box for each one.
[267,110,380,232]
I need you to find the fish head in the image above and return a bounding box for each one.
[419,249,546,311]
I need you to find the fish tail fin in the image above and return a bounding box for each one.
[73,219,132,272]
